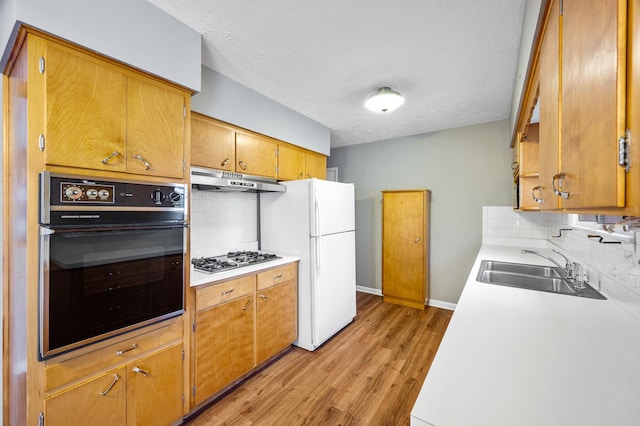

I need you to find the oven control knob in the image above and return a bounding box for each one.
[168,191,182,204]
[65,186,83,200]
[151,189,165,204]
[98,189,110,199]
[86,189,98,199]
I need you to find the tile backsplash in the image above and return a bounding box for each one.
[483,206,640,321]
[190,189,259,258]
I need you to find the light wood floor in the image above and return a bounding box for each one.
[186,292,453,426]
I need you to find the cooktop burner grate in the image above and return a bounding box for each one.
[191,251,281,274]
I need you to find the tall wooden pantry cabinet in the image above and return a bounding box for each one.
[381,190,430,310]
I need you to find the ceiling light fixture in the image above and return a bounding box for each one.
[364,87,405,113]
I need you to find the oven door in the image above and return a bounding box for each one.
[39,223,186,359]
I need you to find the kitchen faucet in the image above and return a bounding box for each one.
[521,249,583,286]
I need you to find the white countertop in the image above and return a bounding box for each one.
[190,255,300,287]
[411,241,640,426]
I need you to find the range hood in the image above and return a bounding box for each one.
[191,166,285,192]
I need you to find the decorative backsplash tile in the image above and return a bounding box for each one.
[190,189,259,258]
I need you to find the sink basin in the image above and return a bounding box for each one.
[477,260,606,300]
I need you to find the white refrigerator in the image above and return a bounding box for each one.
[260,179,356,351]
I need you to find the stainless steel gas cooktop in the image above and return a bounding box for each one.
[191,251,281,274]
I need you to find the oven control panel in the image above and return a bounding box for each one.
[61,182,115,203]
[46,174,185,209]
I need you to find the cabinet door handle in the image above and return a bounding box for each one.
[115,343,138,356]
[242,298,253,311]
[238,160,247,170]
[99,374,120,396]
[132,366,149,377]
[307,173,312,178]
[259,294,268,302]
[551,173,570,199]
[415,237,421,243]
[298,172,304,179]
[132,154,152,171]
[274,273,283,280]
[221,158,231,167]
[221,289,234,296]
[101,151,121,165]
[532,186,544,204]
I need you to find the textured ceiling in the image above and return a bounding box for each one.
[146,0,527,148]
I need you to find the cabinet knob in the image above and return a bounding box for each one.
[415,237,421,243]
[221,158,231,167]
[238,160,247,170]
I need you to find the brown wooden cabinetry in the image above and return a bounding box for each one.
[517,0,636,213]
[256,264,298,364]
[193,275,255,405]
[41,36,188,179]
[277,144,327,180]
[236,131,278,178]
[191,262,298,408]
[190,113,326,180]
[43,322,183,426]
[382,190,430,310]
[191,112,235,171]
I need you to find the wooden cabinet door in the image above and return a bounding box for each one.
[127,76,186,179]
[45,41,127,172]
[560,0,626,209]
[539,0,561,210]
[256,280,297,365]
[194,294,255,405]
[191,114,235,171]
[45,367,126,426]
[382,190,429,310]
[305,152,327,179]
[235,132,277,178]
[127,344,183,426]
[278,144,305,180]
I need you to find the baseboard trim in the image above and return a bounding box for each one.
[356,286,382,296]
[356,286,456,311]
[427,299,456,311]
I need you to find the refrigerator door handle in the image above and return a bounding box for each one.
[315,236,321,275]
[314,197,321,237]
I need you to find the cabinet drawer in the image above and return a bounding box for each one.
[257,263,297,290]
[196,275,255,312]
[45,316,183,392]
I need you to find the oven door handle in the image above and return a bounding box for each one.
[44,222,188,234]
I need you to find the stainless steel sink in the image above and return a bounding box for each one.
[477,260,606,300]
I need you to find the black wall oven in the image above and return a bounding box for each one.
[39,172,187,359]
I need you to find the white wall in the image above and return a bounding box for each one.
[192,66,331,155]
[327,120,513,305]
[0,0,201,91]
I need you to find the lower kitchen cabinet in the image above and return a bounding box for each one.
[44,343,183,426]
[193,293,255,405]
[191,262,298,408]
[256,279,297,365]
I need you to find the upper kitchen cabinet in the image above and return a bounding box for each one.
[525,0,635,212]
[304,150,327,180]
[236,132,278,178]
[191,113,235,171]
[277,144,327,180]
[37,33,189,179]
